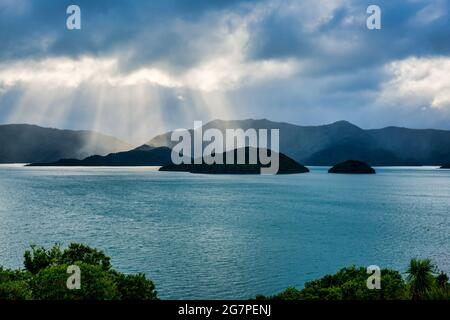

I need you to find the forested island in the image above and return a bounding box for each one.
[328,160,376,174]
[159,147,309,174]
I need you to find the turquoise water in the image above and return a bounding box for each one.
[0,165,449,299]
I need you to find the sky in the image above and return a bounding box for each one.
[0,0,449,144]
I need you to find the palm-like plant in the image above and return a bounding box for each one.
[406,258,436,300]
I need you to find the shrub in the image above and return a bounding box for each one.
[1,243,158,300]
[61,243,111,271]
[264,266,408,300]
[24,244,62,275]
[24,243,111,275]
[30,263,118,300]
[0,267,32,300]
[114,272,158,300]
[0,280,32,300]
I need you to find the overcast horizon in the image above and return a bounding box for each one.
[0,0,449,144]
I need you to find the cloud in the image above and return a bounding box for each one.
[0,54,298,92]
[409,0,447,26]
[379,56,450,110]
[0,0,450,140]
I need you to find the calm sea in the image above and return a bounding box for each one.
[0,165,449,299]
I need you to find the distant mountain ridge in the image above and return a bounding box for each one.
[4,120,450,166]
[0,124,131,163]
[146,119,450,166]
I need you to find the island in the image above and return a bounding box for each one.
[328,160,376,174]
[27,146,173,166]
[441,164,450,169]
[159,147,309,174]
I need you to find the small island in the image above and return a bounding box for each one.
[328,160,376,174]
[160,147,309,174]
[441,164,450,169]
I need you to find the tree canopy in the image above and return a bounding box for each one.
[258,260,450,300]
[0,243,158,300]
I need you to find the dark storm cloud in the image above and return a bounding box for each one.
[0,0,255,70]
[1,0,448,72]
[248,0,450,76]
[1,0,450,137]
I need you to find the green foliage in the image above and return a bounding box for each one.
[114,272,158,300]
[1,243,158,300]
[30,263,118,300]
[24,244,62,274]
[426,286,450,300]
[263,259,450,300]
[0,268,32,300]
[0,267,31,282]
[406,258,436,300]
[61,243,111,271]
[0,280,32,300]
[263,287,303,300]
[265,266,409,300]
[423,271,450,300]
[24,243,111,275]
[436,272,449,288]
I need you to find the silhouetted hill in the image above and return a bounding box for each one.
[303,139,402,166]
[147,119,450,166]
[0,124,131,163]
[367,127,450,165]
[329,160,376,174]
[159,147,309,174]
[28,146,172,166]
